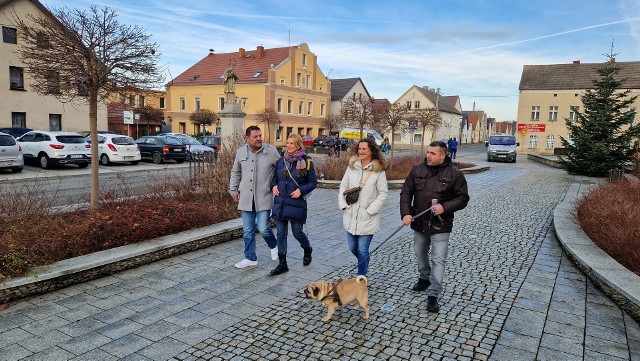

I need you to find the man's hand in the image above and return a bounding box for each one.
[273,185,279,196]
[402,215,413,225]
[232,193,239,203]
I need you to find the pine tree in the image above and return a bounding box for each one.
[560,55,640,176]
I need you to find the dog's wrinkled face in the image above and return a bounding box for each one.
[303,281,326,301]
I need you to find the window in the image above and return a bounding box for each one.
[298,101,303,115]
[296,73,301,87]
[320,104,325,117]
[545,135,555,149]
[9,66,24,90]
[195,97,201,111]
[129,95,136,106]
[548,106,558,121]
[531,106,540,120]
[528,134,538,148]
[12,112,26,127]
[180,97,185,111]
[302,53,307,65]
[139,95,146,107]
[406,101,412,109]
[318,128,325,137]
[306,127,312,136]
[298,127,304,135]
[287,99,292,114]
[46,71,60,94]
[280,78,285,85]
[179,122,186,134]
[252,72,262,78]
[49,114,61,131]
[36,31,50,49]
[277,98,283,112]
[393,133,401,142]
[119,94,126,103]
[413,133,422,143]
[319,85,323,92]
[307,101,312,116]
[2,26,16,44]
[306,75,310,89]
[219,97,225,111]
[276,128,282,141]
[569,106,579,121]
[415,101,420,109]
[77,76,87,96]
[159,97,165,109]
[286,127,293,137]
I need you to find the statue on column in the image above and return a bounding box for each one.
[223,63,238,93]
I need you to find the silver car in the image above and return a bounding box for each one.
[0,131,24,173]
[161,134,215,161]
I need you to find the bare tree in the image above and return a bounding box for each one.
[380,102,409,167]
[255,107,280,143]
[322,113,343,135]
[413,108,442,155]
[13,5,163,210]
[136,104,164,124]
[340,94,374,138]
[189,109,218,135]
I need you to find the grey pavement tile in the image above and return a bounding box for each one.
[16,303,69,321]
[56,282,97,297]
[54,293,101,309]
[630,338,640,361]
[58,331,112,356]
[135,320,182,342]
[95,318,145,339]
[0,313,33,334]
[0,343,32,361]
[70,348,118,361]
[100,333,153,358]
[160,296,198,312]
[122,295,165,312]
[487,343,536,361]
[211,289,253,304]
[118,352,154,361]
[546,308,585,328]
[57,317,108,338]
[539,333,583,357]
[169,323,215,345]
[625,313,640,342]
[198,312,242,331]
[18,314,70,336]
[165,308,209,328]
[586,303,624,327]
[57,303,103,322]
[0,327,33,349]
[584,334,629,359]
[583,349,628,361]
[126,306,176,326]
[535,347,583,361]
[522,274,556,288]
[18,329,72,353]
[511,296,550,313]
[519,281,554,295]
[191,298,234,316]
[137,337,190,360]
[243,292,285,308]
[20,346,75,361]
[118,286,159,301]
[548,298,585,316]
[586,323,628,343]
[501,308,546,338]
[92,305,137,324]
[91,294,131,310]
[182,288,221,303]
[543,320,584,339]
[495,330,539,353]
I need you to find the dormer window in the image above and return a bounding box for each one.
[189,74,200,81]
[252,72,262,78]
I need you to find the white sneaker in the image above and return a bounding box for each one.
[271,246,278,261]
[234,259,258,269]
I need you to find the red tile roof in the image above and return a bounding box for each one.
[170,46,294,86]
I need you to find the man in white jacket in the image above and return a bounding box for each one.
[229,126,280,268]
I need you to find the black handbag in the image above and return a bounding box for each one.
[343,186,361,205]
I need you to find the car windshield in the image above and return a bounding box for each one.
[112,137,136,145]
[56,135,86,144]
[489,136,516,146]
[0,135,17,146]
[163,137,183,145]
[202,137,220,145]
[176,137,202,145]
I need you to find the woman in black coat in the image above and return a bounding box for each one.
[269,133,318,276]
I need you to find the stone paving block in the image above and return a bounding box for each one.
[586,302,624,327]
[91,294,131,310]
[494,330,539,353]
[138,337,190,360]
[512,295,550,313]
[0,343,32,361]
[487,343,536,361]
[586,323,628,343]
[15,303,68,321]
[584,349,628,361]
[501,308,545,338]
[166,308,210,328]
[20,346,75,361]
[625,313,640,341]
[197,312,242,331]
[135,320,182,342]
[126,305,176,325]
[18,329,72,353]
[539,333,583,357]
[57,316,108,337]
[545,308,585,328]
[99,333,153,358]
[0,326,32,349]
[57,331,112,356]
[584,334,629,359]
[169,323,215,345]
[54,292,101,310]
[122,295,165,312]
[57,303,103,322]
[95,317,145,339]
[0,312,33,334]
[535,347,582,361]
[93,305,137,324]
[543,320,584,339]
[548,298,585,316]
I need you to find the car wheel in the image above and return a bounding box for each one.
[130,161,139,165]
[39,153,51,169]
[152,152,163,164]
[100,154,110,166]
[78,162,89,168]
[12,167,23,173]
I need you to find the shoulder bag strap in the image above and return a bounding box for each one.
[360,170,373,188]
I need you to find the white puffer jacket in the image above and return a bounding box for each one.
[338,156,388,235]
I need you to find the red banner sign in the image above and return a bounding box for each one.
[517,124,546,132]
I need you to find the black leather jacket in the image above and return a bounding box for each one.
[400,158,469,235]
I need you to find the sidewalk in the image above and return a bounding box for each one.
[0,159,638,360]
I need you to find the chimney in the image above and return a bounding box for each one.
[238,48,245,58]
[572,60,580,64]
[257,45,264,58]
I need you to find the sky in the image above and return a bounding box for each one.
[40,0,640,122]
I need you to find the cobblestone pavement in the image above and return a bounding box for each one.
[0,154,639,360]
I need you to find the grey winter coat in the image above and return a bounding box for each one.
[229,143,280,212]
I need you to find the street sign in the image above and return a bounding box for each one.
[123,111,133,124]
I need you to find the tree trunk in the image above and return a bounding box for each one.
[89,90,99,210]
[420,125,427,156]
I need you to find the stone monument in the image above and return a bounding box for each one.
[218,63,245,144]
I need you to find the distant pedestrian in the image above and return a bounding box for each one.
[229,126,280,269]
[338,138,388,276]
[400,141,469,312]
[449,137,458,159]
[269,134,318,276]
[446,138,453,157]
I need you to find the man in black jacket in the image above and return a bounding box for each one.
[400,141,470,312]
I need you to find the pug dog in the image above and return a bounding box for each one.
[303,275,369,321]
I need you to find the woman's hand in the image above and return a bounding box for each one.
[273,185,279,196]
[291,188,302,198]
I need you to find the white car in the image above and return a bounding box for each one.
[87,134,141,166]
[17,130,91,169]
[0,131,24,173]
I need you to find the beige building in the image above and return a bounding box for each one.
[0,0,107,132]
[517,60,640,154]
[165,43,330,147]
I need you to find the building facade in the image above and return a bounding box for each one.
[165,43,330,146]
[0,0,107,132]
[517,60,640,154]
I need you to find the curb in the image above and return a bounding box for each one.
[527,153,566,168]
[553,182,640,323]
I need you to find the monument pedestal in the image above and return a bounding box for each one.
[218,95,245,146]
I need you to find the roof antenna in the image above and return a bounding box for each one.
[288,22,291,47]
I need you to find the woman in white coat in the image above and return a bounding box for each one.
[338,138,388,276]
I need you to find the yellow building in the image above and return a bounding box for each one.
[0,0,107,132]
[517,60,640,155]
[106,88,166,136]
[165,43,330,146]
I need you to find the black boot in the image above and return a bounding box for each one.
[411,278,430,292]
[427,296,440,313]
[269,254,289,276]
[303,247,313,266]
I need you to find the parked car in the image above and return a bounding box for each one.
[301,135,314,147]
[0,131,24,173]
[160,134,216,160]
[86,134,141,166]
[17,131,91,169]
[320,136,350,151]
[135,136,187,164]
[312,135,327,147]
[78,130,117,138]
[0,127,32,139]
[198,135,222,154]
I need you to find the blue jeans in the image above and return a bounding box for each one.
[241,210,277,261]
[414,231,450,297]
[346,233,373,276]
[275,219,311,255]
